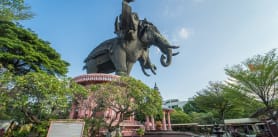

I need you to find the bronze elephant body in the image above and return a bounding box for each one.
[84,37,147,75]
[84,20,179,76]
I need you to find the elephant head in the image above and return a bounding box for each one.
[138,20,179,67]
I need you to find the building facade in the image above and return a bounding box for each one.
[163,99,187,110]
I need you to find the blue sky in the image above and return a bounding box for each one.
[21,0,278,101]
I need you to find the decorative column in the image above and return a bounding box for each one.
[167,111,172,130]
[145,116,150,130]
[151,115,155,130]
[69,103,77,118]
[162,111,167,130]
[130,112,135,122]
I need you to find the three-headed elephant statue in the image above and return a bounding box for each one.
[84,20,179,76]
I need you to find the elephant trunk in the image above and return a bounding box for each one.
[153,32,176,67]
[160,49,172,67]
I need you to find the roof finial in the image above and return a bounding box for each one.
[154,82,159,91]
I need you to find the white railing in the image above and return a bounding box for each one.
[73,73,120,84]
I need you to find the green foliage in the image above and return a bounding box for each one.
[84,118,105,137]
[0,71,87,136]
[139,88,162,117]
[194,81,234,122]
[31,121,49,137]
[4,121,49,137]
[170,109,191,124]
[0,21,69,76]
[188,112,215,124]
[0,67,13,120]
[222,86,264,118]
[91,76,162,116]
[0,0,33,21]
[8,72,86,123]
[0,19,81,136]
[185,81,263,124]
[225,49,278,118]
[6,124,32,137]
[136,128,145,137]
[183,99,203,113]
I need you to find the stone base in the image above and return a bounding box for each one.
[144,131,199,137]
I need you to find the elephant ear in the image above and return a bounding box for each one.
[138,24,153,44]
[139,27,148,43]
[138,20,159,44]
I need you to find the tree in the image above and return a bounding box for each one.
[0,10,81,136]
[88,77,162,136]
[0,71,87,136]
[192,81,263,124]
[0,66,13,120]
[0,21,69,76]
[222,85,263,119]
[225,49,278,123]
[194,81,234,123]
[170,109,191,124]
[0,0,33,21]
[189,112,215,124]
[183,99,203,114]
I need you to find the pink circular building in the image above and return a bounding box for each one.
[69,73,144,136]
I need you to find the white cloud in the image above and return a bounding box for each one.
[159,27,191,45]
[178,27,190,40]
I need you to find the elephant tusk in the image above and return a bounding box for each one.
[172,52,180,56]
[168,45,179,49]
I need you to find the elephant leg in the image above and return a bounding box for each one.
[110,48,128,76]
[86,59,98,73]
[126,62,134,75]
